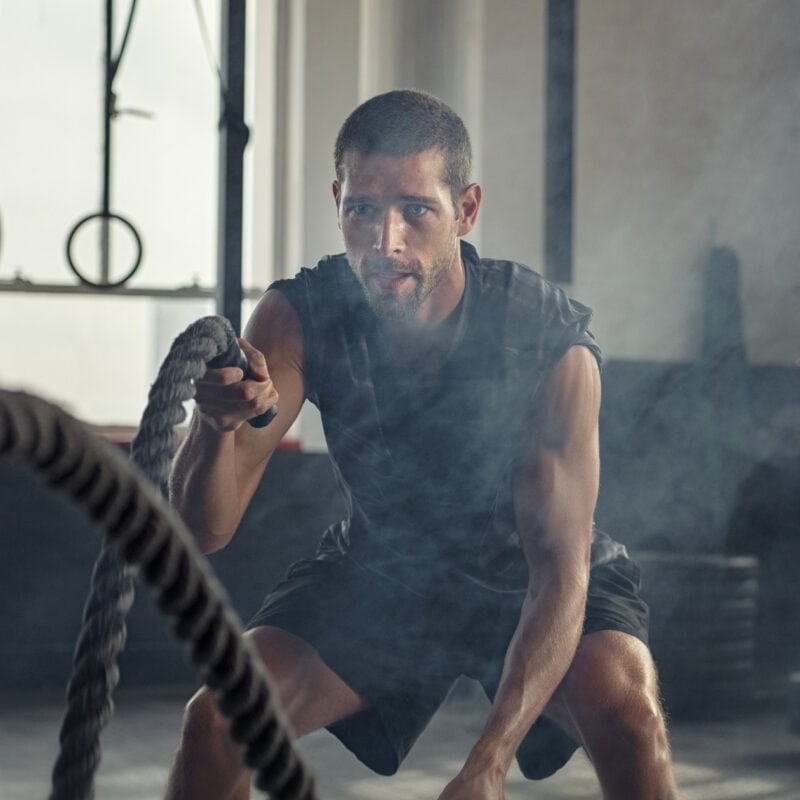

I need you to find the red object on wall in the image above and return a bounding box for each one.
[92,426,301,454]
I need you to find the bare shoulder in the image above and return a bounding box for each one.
[244,288,304,372]
[538,345,601,448]
[550,344,600,389]
[515,344,601,561]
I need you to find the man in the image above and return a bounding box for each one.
[166,89,680,799]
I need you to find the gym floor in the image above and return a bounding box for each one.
[2,684,798,800]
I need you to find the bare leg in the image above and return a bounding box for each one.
[545,630,681,800]
[162,626,367,800]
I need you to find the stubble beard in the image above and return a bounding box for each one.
[350,242,458,327]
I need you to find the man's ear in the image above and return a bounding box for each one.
[456,183,482,237]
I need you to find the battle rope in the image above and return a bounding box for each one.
[51,315,235,800]
[49,544,135,800]
[0,316,316,799]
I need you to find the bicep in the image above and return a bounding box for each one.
[513,345,601,582]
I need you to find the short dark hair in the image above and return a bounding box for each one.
[334,89,472,201]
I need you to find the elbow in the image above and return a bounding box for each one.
[169,493,235,555]
[200,534,230,555]
[527,558,590,618]
[191,525,235,555]
[529,538,590,588]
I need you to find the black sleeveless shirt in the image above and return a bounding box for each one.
[271,241,624,595]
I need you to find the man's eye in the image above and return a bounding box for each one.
[348,204,372,217]
[405,204,428,218]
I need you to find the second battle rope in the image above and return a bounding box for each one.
[0,315,314,799]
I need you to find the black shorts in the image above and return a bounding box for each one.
[246,552,649,780]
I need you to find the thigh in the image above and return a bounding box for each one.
[245,625,367,737]
[247,557,463,775]
[247,556,459,700]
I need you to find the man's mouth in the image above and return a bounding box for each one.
[369,270,416,293]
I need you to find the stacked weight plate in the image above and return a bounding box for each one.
[635,552,760,720]
[789,672,800,735]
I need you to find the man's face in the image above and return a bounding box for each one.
[333,149,475,326]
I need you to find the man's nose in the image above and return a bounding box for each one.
[374,209,404,256]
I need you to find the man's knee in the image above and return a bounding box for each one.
[179,628,309,738]
[594,681,669,758]
[556,631,681,797]
[175,626,311,744]
[244,626,321,710]
[244,625,367,736]
[182,686,231,743]
[560,631,670,754]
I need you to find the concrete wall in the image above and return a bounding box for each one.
[253,0,800,368]
[574,0,800,365]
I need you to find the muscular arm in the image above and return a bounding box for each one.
[169,289,306,553]
[443,344,600,797]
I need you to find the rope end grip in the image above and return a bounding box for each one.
[207,340,278,429]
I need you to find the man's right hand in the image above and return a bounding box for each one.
[194,338,279,433]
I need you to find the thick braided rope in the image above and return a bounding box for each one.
[49,543,134,800]
[2,316,315,799]
[130,316,236,490]
[49,316,235,800]
[0,389,317,799]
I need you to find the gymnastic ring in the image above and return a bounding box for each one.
[65,211,143,288]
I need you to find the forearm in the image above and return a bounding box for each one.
[168,292,304,553]
[438,346,600,799]
[169,413,252,552]
[466,570,587,775]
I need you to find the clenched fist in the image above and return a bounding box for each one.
[194,339,279,432]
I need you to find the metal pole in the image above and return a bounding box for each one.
[544,0,576,284]
[216,0,248,333]
[102,0,114,283]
